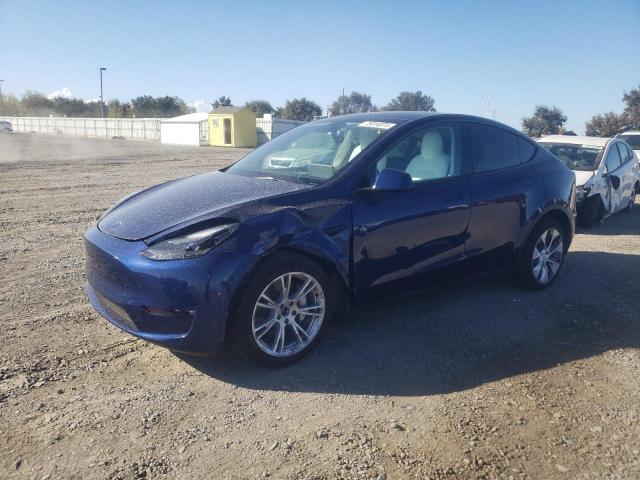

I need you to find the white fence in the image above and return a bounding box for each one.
[256,117,305,144]
[0,116,162,140]
[2,116,307,144]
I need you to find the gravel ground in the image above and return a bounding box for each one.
[1,134,639,480]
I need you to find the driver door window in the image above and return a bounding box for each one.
[616,142,630,165]
[374,124,462,182]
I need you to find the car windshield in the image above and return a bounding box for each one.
[621,134,640,150]
[226,119,397,184]
[539,142,604,171]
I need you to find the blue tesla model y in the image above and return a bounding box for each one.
[85,113,576,366]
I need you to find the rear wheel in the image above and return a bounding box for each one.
[228,253,332,367]
[517,218,566,290]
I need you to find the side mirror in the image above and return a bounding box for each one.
[607,174,621,190]
[371,168,414,192]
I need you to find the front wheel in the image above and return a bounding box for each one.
[577,195,604,228]
[623,186,637,213]
[228,253,332,367]
[517,218,566,290]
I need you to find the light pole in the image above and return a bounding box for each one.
[99,67,107,118]
[0,80,4,116]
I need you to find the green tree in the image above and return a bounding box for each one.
[383,91,436,112]
[131,95,158,116]
[52,97,92,117]
[521,106,567,138]
[156,96,193,116]
[329,91,375,116]
[131,95,191,117]
[244,99,274,117]
[84,101,104,117]
[279,98,322,121]
[211,96,233,109]
[20,90,54,116]
[0,93,25,116]
[585,112,627,137]
[107,99,133,118]
[622,85,640,129]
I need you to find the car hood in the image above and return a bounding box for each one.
[98,171,307,241]
[573,170,594,187]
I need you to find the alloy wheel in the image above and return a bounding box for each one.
[531,228,564,285]
[251,272,325,357]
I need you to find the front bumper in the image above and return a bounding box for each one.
[84,226,237,353]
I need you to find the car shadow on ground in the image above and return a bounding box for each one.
[177,250,640,396]
[577,202,640,236]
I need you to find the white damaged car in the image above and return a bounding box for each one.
[538,135,639,227]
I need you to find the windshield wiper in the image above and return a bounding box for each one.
[255,176,285,182]
[296,175,323,185]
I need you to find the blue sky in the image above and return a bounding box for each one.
[1,0,639,133]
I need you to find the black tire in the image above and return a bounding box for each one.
[227,252,332,367]
[577,195,604,228]
[516,218,567,291]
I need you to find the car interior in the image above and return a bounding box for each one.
[261,123,463,185]
[541,144,602,171]
[375,126,457,182]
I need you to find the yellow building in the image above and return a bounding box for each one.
[208,107,257,147]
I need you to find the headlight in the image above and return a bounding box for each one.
[140,223,238,260]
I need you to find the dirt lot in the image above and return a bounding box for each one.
[1,134,639,480]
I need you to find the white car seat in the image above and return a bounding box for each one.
[405,131,450,180]
[349,127,379,161]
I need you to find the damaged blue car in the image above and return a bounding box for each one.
[85,112,575,366]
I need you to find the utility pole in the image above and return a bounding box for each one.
[484,94,492,118]
[342,87,345,116]
[484,93,496,120]
[99,67,107,118]
[0,80,4,116]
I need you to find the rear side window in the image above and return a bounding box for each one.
[466,123,521,173]
[616,142,630,165]
[621,134,640,150]
[605,143,622,172]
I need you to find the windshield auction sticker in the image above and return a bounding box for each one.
[358,121,396,129]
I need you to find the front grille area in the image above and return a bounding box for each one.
[138,307,194,335]
[90,286,194,336]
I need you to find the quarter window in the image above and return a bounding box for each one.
[605,144,622,172]
[465,123,521,173]
[518,138,536,163]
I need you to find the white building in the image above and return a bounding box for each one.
[160,112,209,146]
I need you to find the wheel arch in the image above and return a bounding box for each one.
[540,209,573,250]
[522,207,574,256]
[224,245,350,343]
